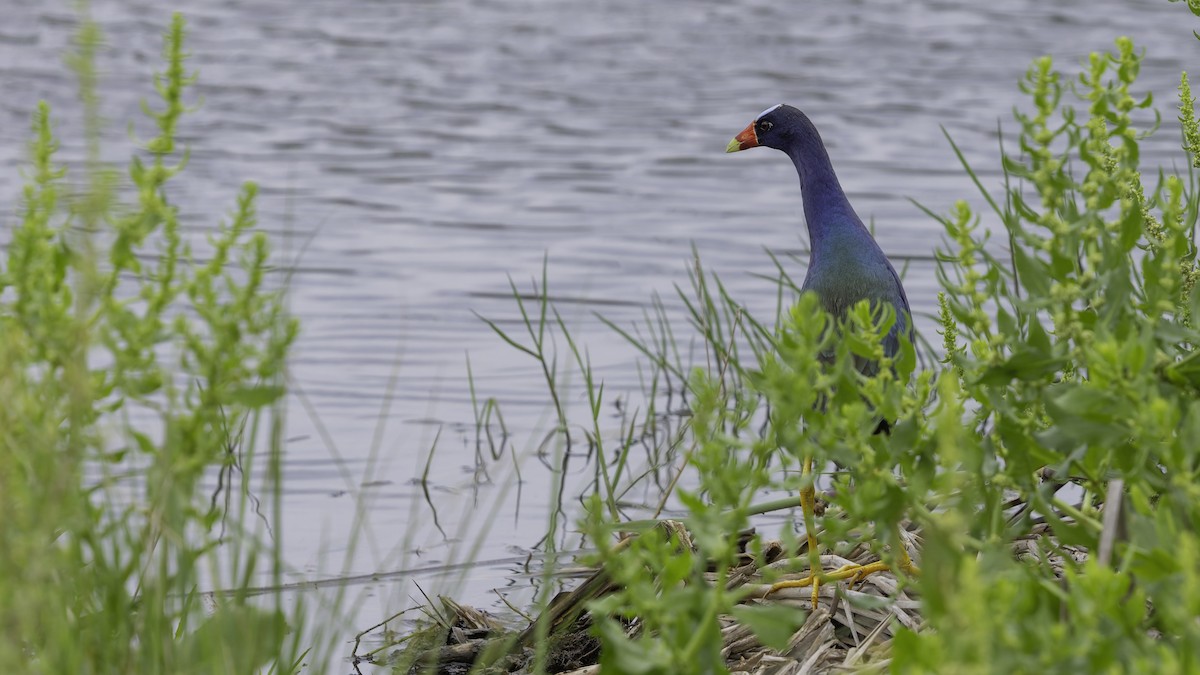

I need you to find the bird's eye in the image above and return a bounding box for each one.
[758,121,773,133]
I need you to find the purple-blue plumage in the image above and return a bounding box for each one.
[729,104,911,361]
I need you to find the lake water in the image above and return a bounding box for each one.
[1,0,1196,668]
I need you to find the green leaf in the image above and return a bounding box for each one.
[131,430,156,455]
[1118,204,1144,252]
[998,417,1058,476]
[179,606,287,675]
[975,348,1066,386]
[1039,383,1126,449]
[596,620,658,675]
[226,384,285,408]
[1012,245,1050,298]
[896,333,918,378]
[1046,383,1119,419]
[1163,347,1200,388]
[729,603,807,651]
[1025,310,1051,352]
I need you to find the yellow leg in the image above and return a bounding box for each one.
[893,527,920,576]
[798,457,821,608]
[768,457,823,608]
[767,463,920,607]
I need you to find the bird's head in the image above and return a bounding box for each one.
[725,103,810,153]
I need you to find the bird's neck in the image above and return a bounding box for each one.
[785,141,865,253]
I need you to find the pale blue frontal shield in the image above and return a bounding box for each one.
[756,103,784,120]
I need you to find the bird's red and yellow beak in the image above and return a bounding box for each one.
[725,122,759,153]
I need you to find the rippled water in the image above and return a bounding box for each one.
[2,0,1196,665]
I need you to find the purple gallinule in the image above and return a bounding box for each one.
[727,104,918,607]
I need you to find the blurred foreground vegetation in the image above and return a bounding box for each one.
[0,13,315,674]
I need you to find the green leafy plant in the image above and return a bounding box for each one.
[895,34,1200,672]
[0,12,308,674]
[578,287,922,674]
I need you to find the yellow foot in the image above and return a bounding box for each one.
[766,558,920,609]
